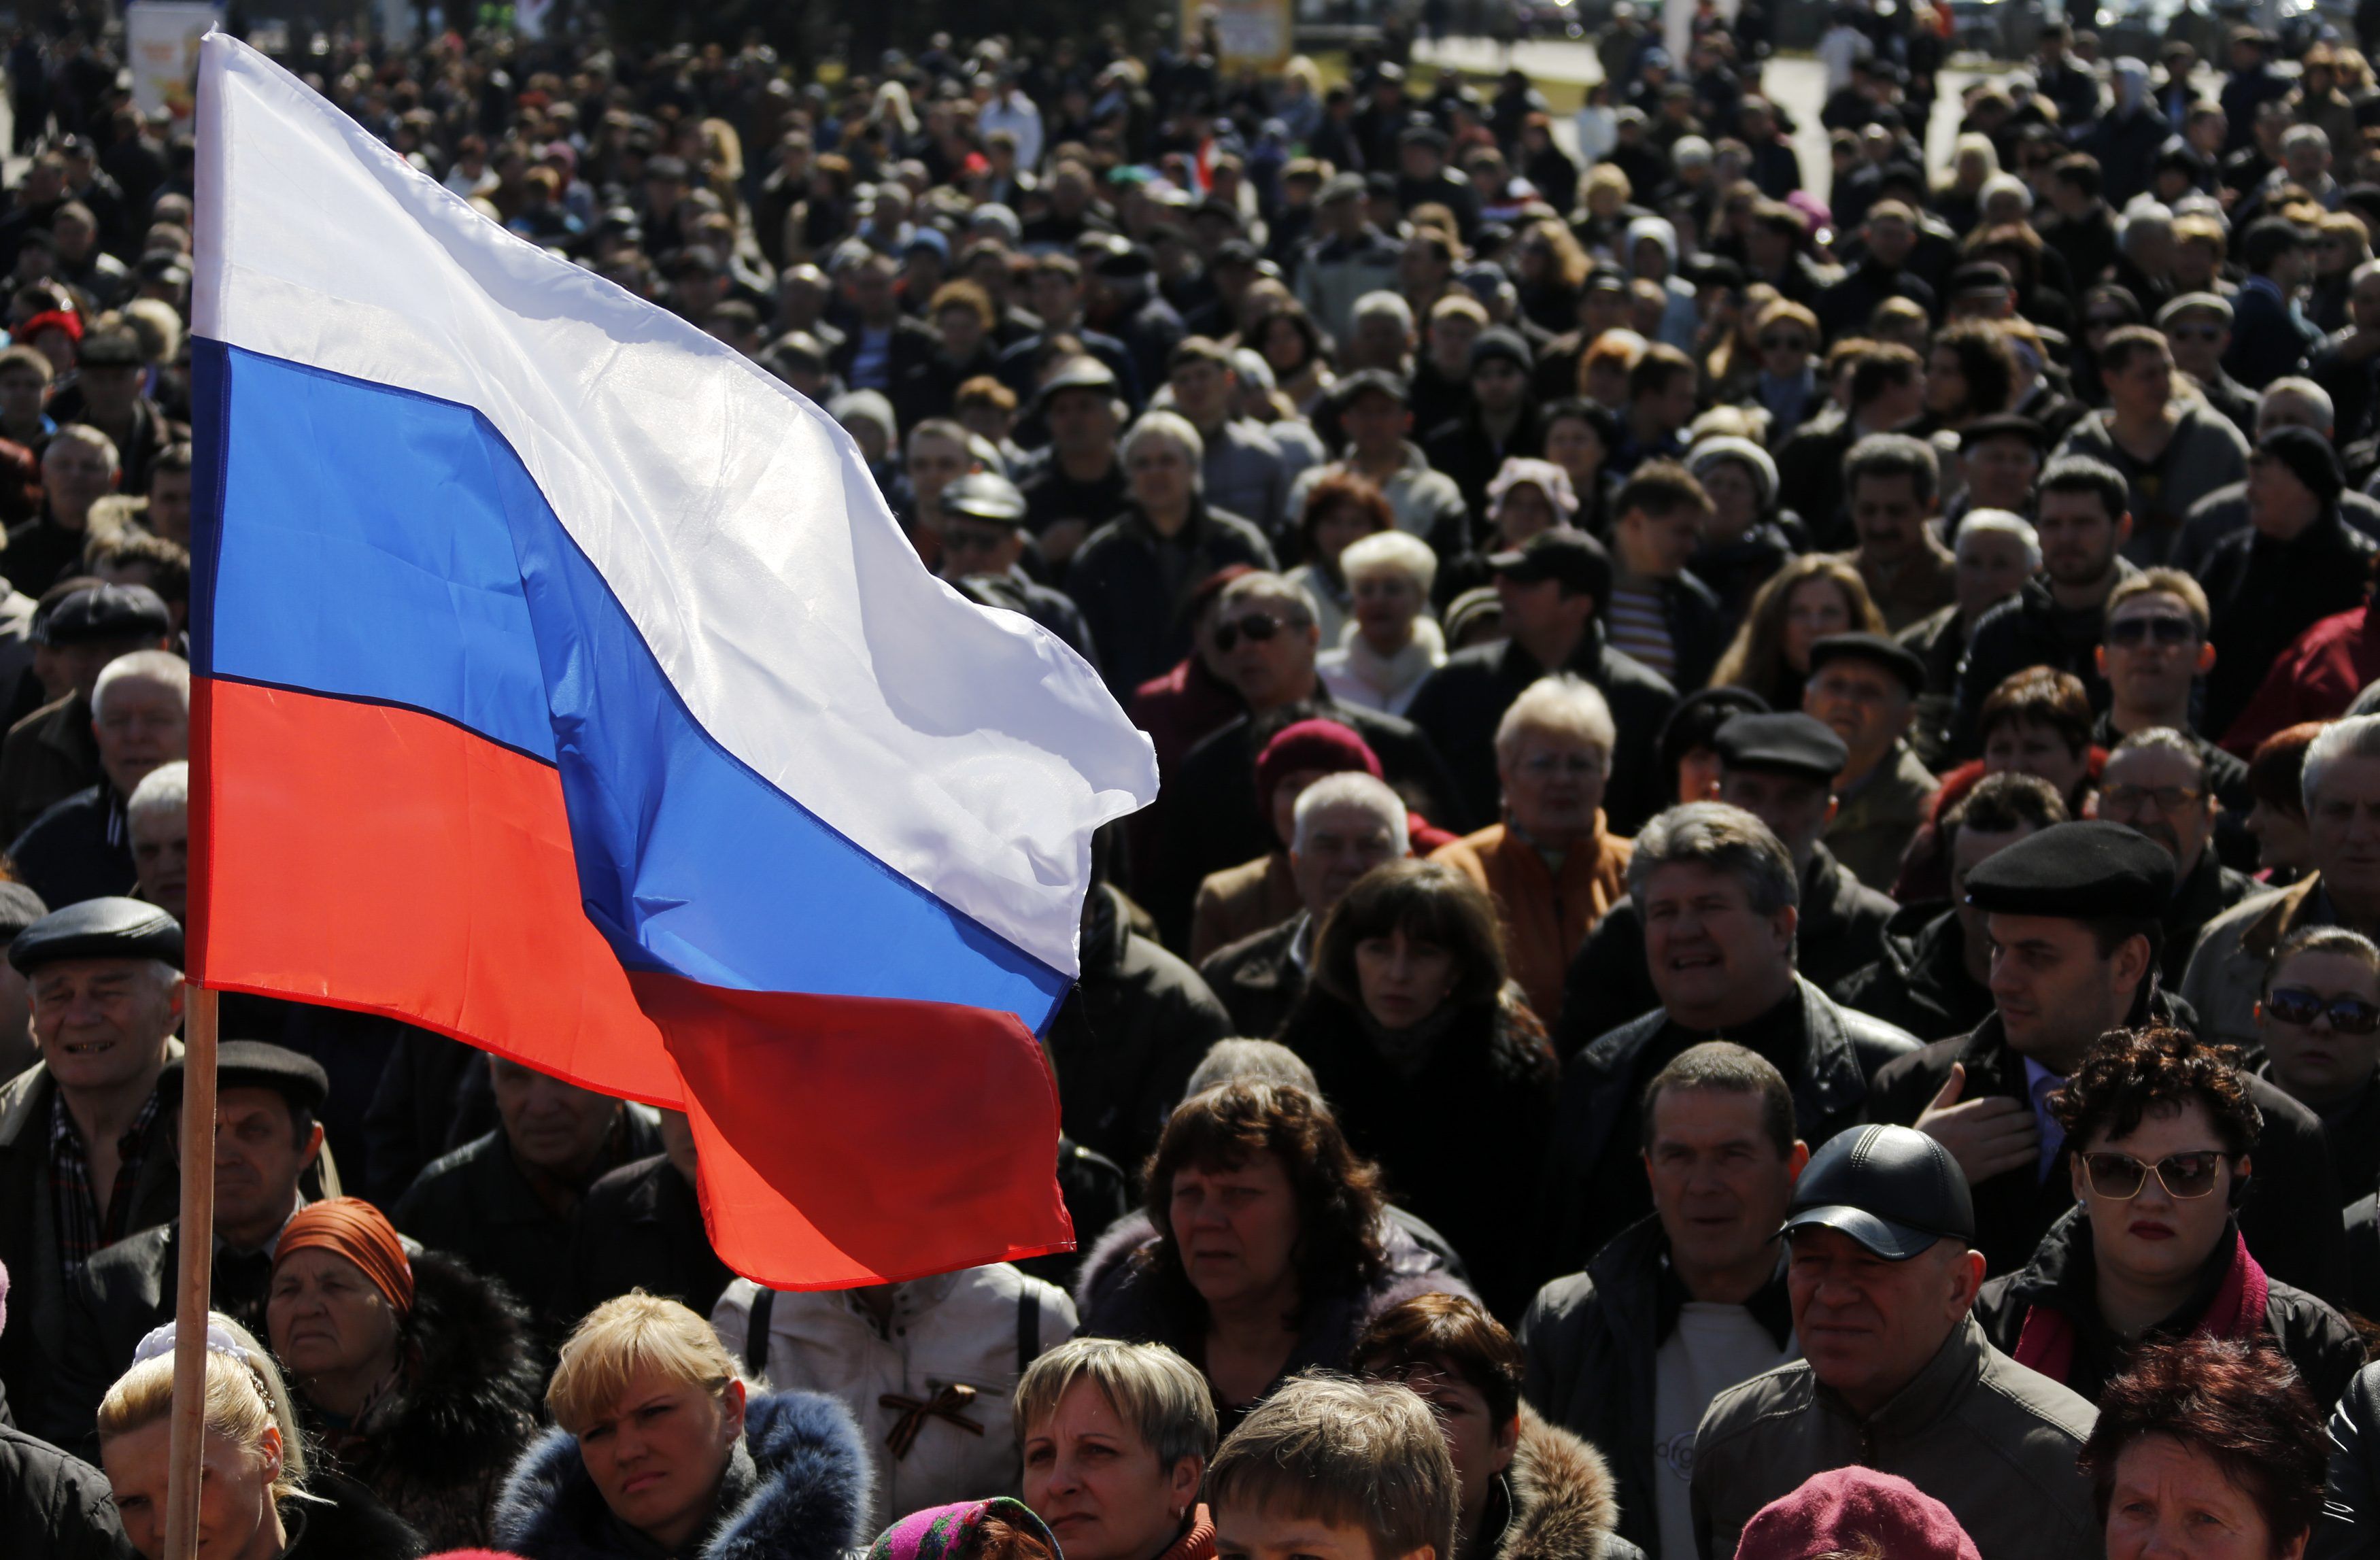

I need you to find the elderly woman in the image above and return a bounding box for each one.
[1076,1081,1470,1430]
[100,1315,423,1559]
[1431,675,1633,1024]
[1017,1338,1218,1560]
[1684,435,1799,626]
[1319,532,1444,716]
[493,1293,871,1560]
[1975,1028,2363,1409]
[2081,1336,2327,1560]
[1710,556,1887,711]
[265,1197,541,1548]
[1285,473,1395,651]
[1276,860,1559,1317]
[1438,456,1584,604]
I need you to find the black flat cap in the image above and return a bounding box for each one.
[1469,326,1533,373]
[1714,712,1848,783]
[1091,245,1155,282]
[1336,367,1411,407]
[0,882,45,940]
[164,1040,329,1115]
[1786,1124,1975,1259]
[1487,529,1610,599]
[940,471,1028,525]
[1808,632,1926,700]
[41,583,171,647]
[1962,819,2175,919]
[10,896,182,973]
[1959,413,2047,452]
[1038,356,1119,403]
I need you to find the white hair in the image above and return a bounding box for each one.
[1339,530,1439,599]
[1979,172,2033,214]
[1350,290,1415,331]
[1121,409,1204,475]
[1230,347,1277,394]
[93,650,190,719]
[1495,673,1617,767]
[1292,771,1408,855]
[1958,509,2042,571]
[126,758,187,826]
[2305,715,2380,812]
[2260,376,2334,431]
[2284,123,2331,156]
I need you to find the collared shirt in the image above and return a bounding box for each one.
[49,1085,165,1277]
[2024,1057,2067,1183]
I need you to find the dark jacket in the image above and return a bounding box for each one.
[1813,260,1937,343]
[2312,1360,2380,1560]
[1830,903,1993,1044]
[1405,628,1678,838]
[561,1151,735,1323]
[8,783,133,910]
[0,693,99,844]
[2161,847,2260,988]
[2196,507,2380,739]
[1064,501,1278,700]
[1520,1216,1794,1559]
[2225,277,2323,391]
[1197,912,1308,1041]
[1865,998,2352,1301]
[1540,976,1920,1283]
[279,1470,428,1560]
[1042,884,1232,1176]
[2298,1065,2380,1213]
[494,1389,872,1560]
[1278,990,1560,1319]
[0,1426,131,1560]
[1947,569,2137,758]
[1552,845,1898,1061]
[1973,1208,2363,1408]
[1423,401,1547,522]
[827,314,942,399]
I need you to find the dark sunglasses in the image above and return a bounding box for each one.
[2105,615,2197,647]
[1214,613,1289,651]
[2080,1150,2230,1200]
[2265,986,2380,1033]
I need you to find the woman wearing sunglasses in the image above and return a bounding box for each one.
[1972,1026,2363,1408]
[2256,926,2380,1202]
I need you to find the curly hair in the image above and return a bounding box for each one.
[2079,1336,2326,1546]
[2051,1025,2264,1157]
[1140,1082,1389,1325]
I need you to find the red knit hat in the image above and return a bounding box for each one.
[1254,719,1382,819]
[1733,1469,1982,1560]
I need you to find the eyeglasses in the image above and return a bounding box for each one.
[2105,615,2198,647]
[1518,752,1603,778]
[2264,986,2380,1033]
[2100,782,2207,813]
[1761,335,1812,352]
[2080,1149,2230,1200]
[1214,613,1291,651]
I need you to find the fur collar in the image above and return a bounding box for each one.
[492,1389,873,1560]
[1494,1407,1622,1560]
[338,1251,543,1485]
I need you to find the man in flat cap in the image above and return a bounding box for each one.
[0,581,172,841]
[1805,632,1936,894]
[1016,354,1128,574]
[1867,822,2349,1298]
[10,647,186,911]
[1690,1124,2098,1560]
[1292,172,1401,343]
[0,897,182,1434]
[938,472,1100,671]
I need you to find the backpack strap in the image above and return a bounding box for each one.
[1018,1284,1040,1374]
[745,1286,777,1381]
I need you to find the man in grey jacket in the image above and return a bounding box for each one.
[1689,1124,2099,1560]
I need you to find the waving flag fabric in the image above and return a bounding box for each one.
[187,34,1159,1287]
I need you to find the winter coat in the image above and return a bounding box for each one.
[1688,1317,2098,1560]
[1945,566,2139,760]
[0,692,98,843]
[1189,851,1299,966]
[1064,501,1278,701]
[2315,1361,2380,1560]
[2196,506,2380,738]
[2160,847,2262,988]
[1485,1408,1646,1560]
[0,1425,131,1560]
[2220,598,2380,758]
[2180,876,2330,1051]
[1430,820,1632,1027]
[297,1251,543,1549]
[1197,913,1310,1042]
[494,1389,873,1560]
[1823,743,1937,896]
[561,1151,735,1324]
[281,1469,427,1560]
[712,1264,1075,1531]
[1829,904,1993,1044]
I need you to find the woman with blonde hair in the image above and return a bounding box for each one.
[493,1292,872,1560]
[1709,555,1886,709]
[99,1315,423,1559]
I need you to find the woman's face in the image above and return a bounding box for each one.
[1263,316,1308,375]
[1355,926,1459,1032]
[1926,345,1969,416]
[1983,717,2090,802]
[2105,1434,2302,1560]
[1494,484,1561,547]
[1369,1359,1518,1527]
[105,1419,282,1560]
[2256,949,2380,1106]
[2245,797,2314,874]
[1542,416,1605,488]
[577,1367,746,1548]
[1312,503,1378,567]
[267,1247,403,1387]
[1350,569,1423,643]
[2073,1098,2239,1295]
[1781,579,1852,673]
[1502,729,1608,842]
[1699,459,1758,535]
[1023,1383,1201,1560]
[1168,1150,1302,1312]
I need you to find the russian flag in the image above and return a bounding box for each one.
[186,36,1158,1287]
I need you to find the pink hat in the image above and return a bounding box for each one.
[1733,1469,1981,1560]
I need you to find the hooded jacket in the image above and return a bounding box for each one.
[1490,1407,1646,1560]
[494,1389,874,1560]
[1830,903,1993,1045]
[0,1425,131,1560]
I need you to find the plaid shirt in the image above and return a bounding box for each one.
[50,1085,165,1277]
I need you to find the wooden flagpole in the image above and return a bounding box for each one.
[161,982,220,1560]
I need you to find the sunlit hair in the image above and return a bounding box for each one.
[1711,554,1885,700]
[99,1314,307,1504]
[547,1291,743,1436]
[1013,1338,1219,1468]
[1495,673,1616,767]
[1207,1375,1458,1560]
[2052,1025,2262,1157]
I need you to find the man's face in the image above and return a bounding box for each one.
[1865,215,1916,269]
[1620,503,1701,579]
[489,1056,622,1177]
[1955,529,2036,623]
[1214,596,1318,707]
[1127,439,1195,513]
[2098,590,2212,719]
[1399,234,1448,291]
[1352,311,1412,369]
[2101,744,2215,872]
[1491,572,1582,648]
[1472,358,1525,415]
[131,801,188,923]
[1030,270,1081,325]
[31,957,179,1097]
[1428,314,1481,375]
[0,364,46,428]
[1965,438,2040,513]
[1291,800,1401,914]
[2309,755,2380,909]
[44,436,116,522]
[847,262,896,321]
[2288,139,2329,185]
[1644,1085,1803,1282]
[1339,390,1408,456]
[211,1085,318,1240]
[1850,473,1928,564]
[95,676,188,798]
[1044,387,1117,459]
[1641,860,1797,1021]
[1804,660,1911,770]
[906,433,973,507]
[1788,1230,1978,1415]
[1640,371,1698,436]
[2164,309,2230,379]
[1169,360,1231,426]
[2035,489,2124,588]
[146,467,192,545]
[2107,343,2175,418]
[1987,911,2142,1065]
[937,305,985,362]
[938,517,1023,580]
[1718,768,1834,864]
[78,362,140,420]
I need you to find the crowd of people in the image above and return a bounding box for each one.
[15,4,2380,1559]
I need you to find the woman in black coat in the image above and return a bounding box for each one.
[1276,860,1559,1319]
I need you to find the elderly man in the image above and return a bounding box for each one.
[1836,435,1956,634]
[1285,369,1468,559]
[1555,713,1899,1059]
[1408,528,1678,837]
[0,898,183,1434]
[1688,1124,2099,1560]
[1903,511,2038,770]
[1805,633,1935,894]
[2172,378,2380,571]
[1202,772,1408,1039]
[1540,802,1918,1282]
[1017,357,1127,573]
[1432,675,1635,1023]
[1166,337,1290,539]
[1190,718,1393,961]
[1872,822,2347,1298]
[938,471,1099,671]
[1522,1042,1806,1559]
[0,583,173,841]
[6,425,118,594]
[2158,291,2258,437]
[2097,728,2258,983]
[10,649,186,910]
[393,1054,662,1336]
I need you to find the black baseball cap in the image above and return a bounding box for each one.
[1487,530,1609,599]
[1807,632,1926,700]
[1785,1123,1976,1259]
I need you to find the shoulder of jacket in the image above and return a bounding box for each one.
[1972,1348,2098,1445]
[1696,1362,1814,1451]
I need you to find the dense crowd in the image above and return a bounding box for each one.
[16,5,2380,1559]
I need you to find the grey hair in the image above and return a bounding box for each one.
[1979,171,2033,214]
[1340,531,1439,599]
[1121,409,1205,476]
[1185,1038,1321,1102]
[1292,770,1409,855]
[126,759,187,826]
[1219,570,1320,628]
[2108,725,2211,791]
[1495,673,1616,768]
[1351,290,1415,330]
[2283,123,2332,156]
[2355,257,2380,288]
[1625,801,1800,915]
[1013,1338,1219,1469]
[93,649,190,719]
[2259,376,2333,432]
[1958,509,2042,570]
[2304,715,2380,811]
